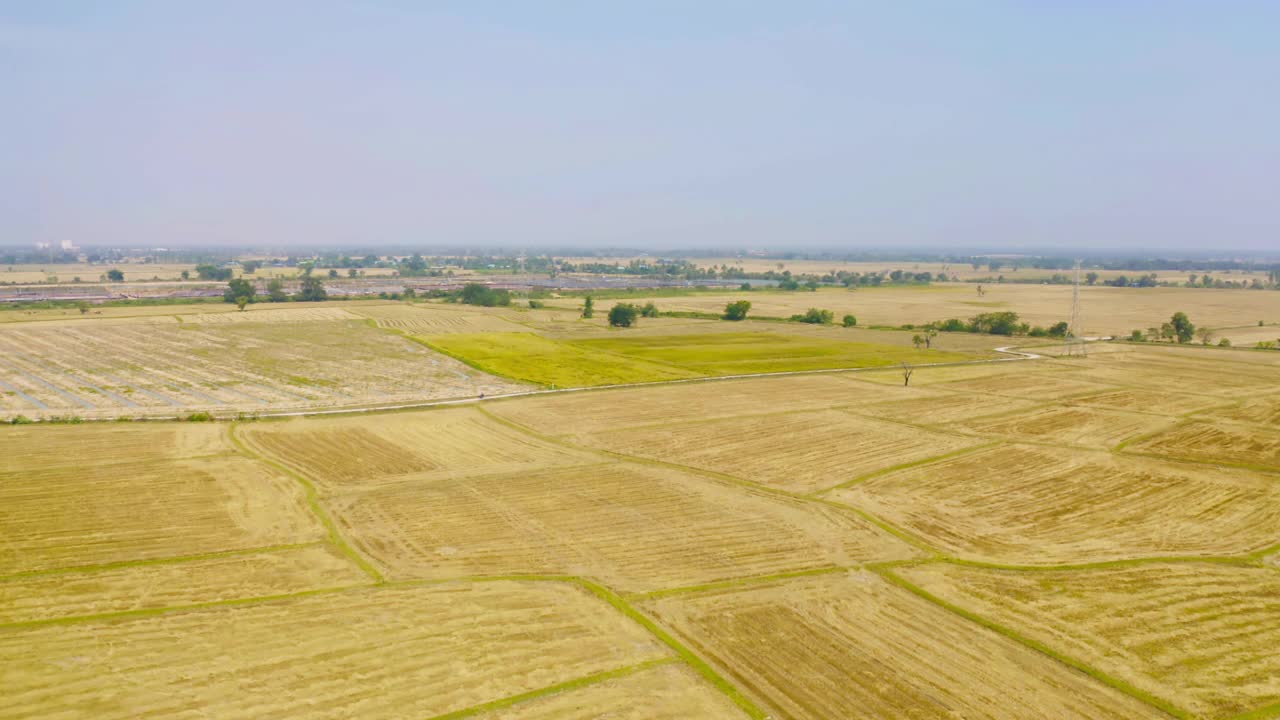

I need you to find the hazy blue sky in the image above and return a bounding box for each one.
[3,1,1278,251]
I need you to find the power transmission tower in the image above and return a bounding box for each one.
[1066,260,1087,357]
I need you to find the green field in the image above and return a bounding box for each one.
[417,332,704,387]
[420,331,978,387]
[575,332,975,375]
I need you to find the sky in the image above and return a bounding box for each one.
[2,1,1278,252]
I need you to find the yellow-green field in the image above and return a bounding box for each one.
[3,301,1280,718]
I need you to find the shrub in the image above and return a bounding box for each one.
[791,308,834,324]
[608,303,640,327]
[842,314,857,327]
[723,300,752,321]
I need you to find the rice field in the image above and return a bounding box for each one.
[1126,420,1280,470]
[327,462,917,593]
[238,408,594,490]
[3,309,1279,718]
[0,582,672,720]
[641,573,1164,719]
[577,409,984,494]
[0,311,526,419]
[897,562,1280,718]
[830,443,1280,564]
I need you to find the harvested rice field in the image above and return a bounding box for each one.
[237,408,594,490]
[577,409,985,494]
[1126,420,1280,470]
[4,310,1280,718]
[953,404,1178,449]
[326,462,917,592]
[0,310,526,419]
[896,562,1280,719]
[641,572,1165,720]
[830,443,1280,564]
[0,581,672,720]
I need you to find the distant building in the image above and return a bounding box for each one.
[60,240,78,251]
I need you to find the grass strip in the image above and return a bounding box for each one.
[572,578,769,719]
[425,657,680,720]
[0,542,322,583]
[229,422,385,583]
[871,564,1189,719]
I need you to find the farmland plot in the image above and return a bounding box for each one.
[1056,347,1280,396]
[0,545,365,625]
[1201,392,1280,427]
[350,302,534,334]
[0,582,672,720]
[0,318,525,419]
[580,409,983,493]
[853,391,1040,425]
[471,662,742,719]
[642,573,1163,720]
[898,562,1280,719]
[1068,388,1227,417]
[239,408,594,490]
[830,443,1280,564]
[954,404,1177,449]
[1126,420,1280,470]
[488,373,931,436]
[328,462,916,592]
[0,457,325,575]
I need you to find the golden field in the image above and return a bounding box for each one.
[2,294,1280,718]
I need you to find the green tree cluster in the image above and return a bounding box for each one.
[723,300,752,321]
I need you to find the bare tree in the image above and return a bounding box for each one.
[901,362,914,387]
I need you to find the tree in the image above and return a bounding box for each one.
[739,282,752,291]
[347,268,358,278]
[924,326,938,348]
[180,270,190,280]
[791,308,834,324]
[608,303,639,327]
[1195,327,1215,345]
[224,278,255,304]
[969,311,1020,335]
[241,260,261,274]
[328,269,339,279]
[1130,329,1146,342]
[267,278,288,302]
[1085,272,1099,285]
[842,314,857,327]
[106,268,125,282]
[458,283,510,307]
[723,300,752,321]
[1047,321,1069,338]
[1170,312,1194,343]
[235,296,250,311]
[777,278,801,291]
[581,295,595,318]
[912,334,925,350]
[901,362,914,387]
[640,302,659,318]
[296,276,327,302]
[194,264,232,281]
[76,301,90,315]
